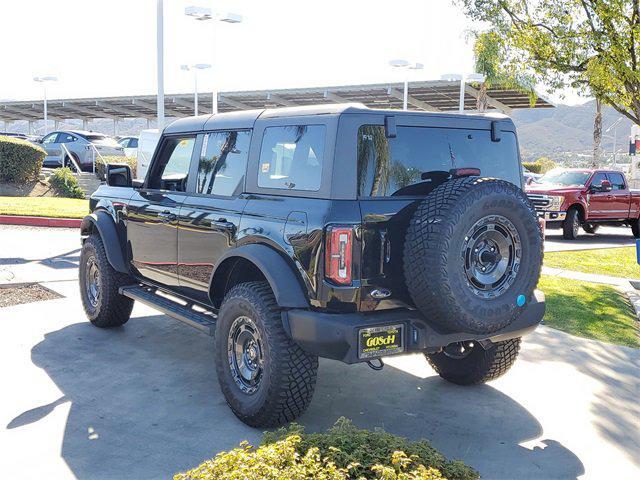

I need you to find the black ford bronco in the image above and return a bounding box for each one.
[79,104,544,427]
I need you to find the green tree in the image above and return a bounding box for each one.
[472,30,536,112]
[460,0,639,166]
[460,0,640,126]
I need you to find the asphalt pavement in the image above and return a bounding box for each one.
[0,224,638,480]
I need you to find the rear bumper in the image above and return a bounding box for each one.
[283,290,545,364]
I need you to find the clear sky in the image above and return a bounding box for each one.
[1,0,584,105]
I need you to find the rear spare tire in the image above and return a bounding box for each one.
[404,177,542,334]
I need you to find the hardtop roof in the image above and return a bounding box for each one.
[163,103,514,134]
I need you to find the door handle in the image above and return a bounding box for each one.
[211,218,235,229]
[158,211,177,223]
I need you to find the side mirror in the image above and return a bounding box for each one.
[601,179,612,192]
[106,163,132,187]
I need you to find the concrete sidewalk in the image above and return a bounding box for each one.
[0,279,638,480]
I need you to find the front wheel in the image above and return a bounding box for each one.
[426,338,521,385]
[214,281,318,427]
[562,208,580,240]
[79,234,134,327]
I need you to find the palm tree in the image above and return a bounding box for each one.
[473,31,537,113]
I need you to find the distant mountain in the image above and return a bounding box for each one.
[512,101,633,161]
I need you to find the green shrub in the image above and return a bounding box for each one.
[48,167,85,199]
[95,155,137,181]
[523,157,557,174]
[174,418,478,480]
[0,135,45,183]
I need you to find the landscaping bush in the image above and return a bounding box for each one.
[523,157,557,174]
[95,155,137,181]
[174,418,478,480]
[48,167,85,199]
[0,135,45,183]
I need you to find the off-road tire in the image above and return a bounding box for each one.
[582,223,599,234]
[426,338,521,385]
[79,234,134,327]
[563,207,580,240]
[214,281,318,427]
[631,219,640,238]
[404,177,543,335]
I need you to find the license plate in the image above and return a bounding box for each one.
[358,324,404,359]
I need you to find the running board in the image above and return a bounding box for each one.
[119,285,216,335]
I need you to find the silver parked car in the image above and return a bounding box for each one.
[38,130,124,171]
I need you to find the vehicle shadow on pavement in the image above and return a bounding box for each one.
[20,314,585,480]
[519,327,640,470]
[0,248,80,270]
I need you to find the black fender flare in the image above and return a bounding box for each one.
[80,212,129,274]
[210,244,309,309]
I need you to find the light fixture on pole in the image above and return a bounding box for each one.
[441,73,486,113]
[185,6,243,115]
[389,59,424,110]
[181,63,212,116]
[33,75,58,135]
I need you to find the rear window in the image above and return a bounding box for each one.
[258,125,325,191]
[357,125,521,197]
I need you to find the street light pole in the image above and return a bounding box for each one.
[33,75,57,135]
[157,0,165,130]
[389,59,424,111]
[185,6,243,115]
[181,64,211,116]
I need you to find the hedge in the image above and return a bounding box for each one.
[174,418,478,480]
[0,135,45,183]
[95,155,137,181]
[523,157,557,174]
[48,167,85,199]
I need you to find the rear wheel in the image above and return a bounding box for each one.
[631,219,640,238]
[426,338,521,385]
[214,281,318,427]
[79,234,134,327]
[563,207,580,240]
[582,223,599,234]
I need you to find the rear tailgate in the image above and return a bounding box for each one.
[358,198,419,311]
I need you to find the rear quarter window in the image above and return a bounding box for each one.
[357,125,521,197]
[257,125,325,191]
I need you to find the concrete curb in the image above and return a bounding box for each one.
[0,215,81,228]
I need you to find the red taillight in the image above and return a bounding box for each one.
[325,226,353,285]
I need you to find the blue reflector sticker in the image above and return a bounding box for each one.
[516,295,526,307]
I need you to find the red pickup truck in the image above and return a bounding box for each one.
[526,168,640,240]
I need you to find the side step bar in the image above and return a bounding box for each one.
[119,285,216,335]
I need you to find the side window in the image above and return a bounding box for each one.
[608,172,626,190]
[147,137,195,191]
[590,173,607,189]
[258,125,325,191]
[59,133,76,143]
[42,133,58,144]
[130,138,138,148]
[196,130,251,196]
